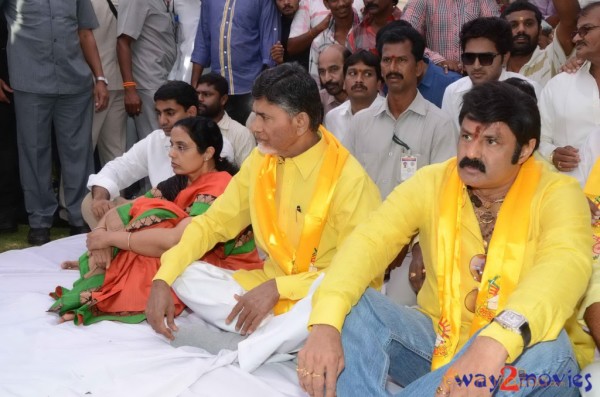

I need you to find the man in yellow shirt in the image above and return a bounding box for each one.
[297,81,593,396]
[145,63,381,348]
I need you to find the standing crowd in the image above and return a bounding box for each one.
[3,0,600,395]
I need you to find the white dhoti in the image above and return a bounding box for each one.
[172,261,322,371]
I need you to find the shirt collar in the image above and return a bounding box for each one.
[374,91,428,119]
[282,130,328,180]
[217,111,231,131]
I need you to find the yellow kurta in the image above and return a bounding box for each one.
[310,157,593,366]
[155,133,382,304]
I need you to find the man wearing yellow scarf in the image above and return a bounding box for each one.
[144,64,381,349]
[298,81,593,397]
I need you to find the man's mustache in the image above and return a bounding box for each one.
[351,83,367,91]
[385,72,403,81]
[514,34,531,42]
[459,157,486,173]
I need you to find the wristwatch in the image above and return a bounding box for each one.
[96,76,109,85]
[494,310,531,347]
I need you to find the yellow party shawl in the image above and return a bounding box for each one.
[253,127,349,314]
[584,157,600,262]
[431,157,541,369]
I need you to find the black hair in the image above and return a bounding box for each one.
[459,81,540,164]
[153,80,199,110]
[343,50,382,81]
[173,116,238,175]
[197,73,229,97]
[503,77,537,102]
[252,63,322,131]
[501,1,543,27]
[460,17,513,55]
[376,25,425,62]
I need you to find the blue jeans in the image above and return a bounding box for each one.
[337,289,580,397]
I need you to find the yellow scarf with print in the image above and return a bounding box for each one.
[431,157,541,370]
[254,126,349,314]
[584,158,600,261]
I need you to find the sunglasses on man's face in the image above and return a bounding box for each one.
[460,52,500,66]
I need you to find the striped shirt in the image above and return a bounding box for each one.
[518,40,570,87]
[401,0,499,64]
[346,7,403,54]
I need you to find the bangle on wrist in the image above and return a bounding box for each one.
[93,226,107,231]
[127,232,133,251]
[123,81,137,88]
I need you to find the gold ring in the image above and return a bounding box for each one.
[296,368,312,377]
[436,386,450,396]
[311,373,322,378]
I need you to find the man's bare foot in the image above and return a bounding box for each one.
[61,260,80,270]
[59,312,75,323]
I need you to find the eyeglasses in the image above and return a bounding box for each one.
[166,144,197,153]
[464,254,486,313]
[460,52,500,66]
[571,25,600,39]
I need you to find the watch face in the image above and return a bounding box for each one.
[500,310,526,328]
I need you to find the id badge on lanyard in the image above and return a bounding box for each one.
[392,134,417,181]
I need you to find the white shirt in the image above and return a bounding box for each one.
[441,70,542,131]
[575,128,600,187]
[217,111,256,167]
[87,129,235,199]
[289,0,364,39]
[324,95,384,141]
[539,61,600,171]
[168,0,201,82]
[343,92,457,198]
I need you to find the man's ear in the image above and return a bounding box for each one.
[517,138,536,164]
[220,94,228,108]
[293,112,311,136]
[501,52,511,67]
[415,60,426,79]
[187,106,198,116]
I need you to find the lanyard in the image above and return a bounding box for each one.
[392,134,410,151]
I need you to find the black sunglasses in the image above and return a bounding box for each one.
[460,52,500,66]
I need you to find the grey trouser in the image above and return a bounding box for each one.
[13,89,94,228]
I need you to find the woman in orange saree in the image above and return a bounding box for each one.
[49,116,262,325]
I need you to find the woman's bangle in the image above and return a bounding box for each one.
[123,81,137,88]
[127,232,133,251]
[93,226,107,231]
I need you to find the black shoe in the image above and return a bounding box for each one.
[69,225,91,236]
[28,227,50,245]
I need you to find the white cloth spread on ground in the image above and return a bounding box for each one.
[0,235,306,396]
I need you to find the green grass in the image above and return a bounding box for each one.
[0,225,70,253]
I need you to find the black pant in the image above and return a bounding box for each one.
[225,93,253,126]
